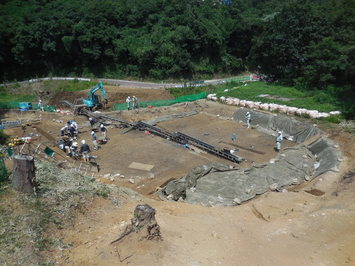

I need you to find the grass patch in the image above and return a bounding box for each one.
[167,85,210,98]
[0,80,97,107]
[167,81,339,112]
[0,159,129,264]
[0,90,36,102]
[215,81,339,112]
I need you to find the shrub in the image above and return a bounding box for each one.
[0,130,9,145]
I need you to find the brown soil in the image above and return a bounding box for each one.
[2,96,355,265]
[47,85,173,109]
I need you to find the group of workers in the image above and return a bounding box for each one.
[126,96,139,110]
[58,118,108,162]
[244,111,283,152]
[60,120,79,139]
[58,137,79,159]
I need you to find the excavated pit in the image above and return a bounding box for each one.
[1,101,341,206]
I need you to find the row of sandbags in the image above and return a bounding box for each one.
[207,94,341,119]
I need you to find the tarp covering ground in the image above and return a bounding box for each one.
[159,109,341,206]
[159,146,316,206]
[234,108,321,143]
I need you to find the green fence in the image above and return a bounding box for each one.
[114,91,207,110]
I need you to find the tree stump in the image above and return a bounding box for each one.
[12,155,36,193]
[111,204,162,244]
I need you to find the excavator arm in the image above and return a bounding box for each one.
[83,82,108,108]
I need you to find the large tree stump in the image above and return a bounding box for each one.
[111,204,162,244]
[12,155,36,193]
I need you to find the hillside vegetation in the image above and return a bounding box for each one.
[0,0,354,117]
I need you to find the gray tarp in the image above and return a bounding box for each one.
[308,137,341,177]
[159,109,342,206]
[159,146,316,206]
[234,109,321,143]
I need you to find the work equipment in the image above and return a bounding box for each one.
[62,82,108,113]
[19,102,32,111]
[83,82,108,109]
[64,100,243,164]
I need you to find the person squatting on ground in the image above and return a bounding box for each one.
[80,140,91,162]
[275,131,283,152]
[126,96,132,110]
[60,121,71,136]
[245,111,251,128]
[70,141,79,160]
[64,138,73,156]
[132,96,138,109]
[100,123,107,140]
[68,124,76,138]
[91,130,98,150]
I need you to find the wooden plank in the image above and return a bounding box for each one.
[128,162,154,171]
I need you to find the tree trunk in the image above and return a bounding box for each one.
[12,155,36,193]
[111,204,162,244]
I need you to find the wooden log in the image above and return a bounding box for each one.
[111,204,162,244]
[12,155,36,193]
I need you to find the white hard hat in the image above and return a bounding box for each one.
[246,112,250,114]
[89,117,93,121]
[72,142,78,147]
[100,124,104,128]
[91,131,95,135]
[278,131,282,134]
[81,140,85,144]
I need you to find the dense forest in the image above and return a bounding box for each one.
[0,0,354,115]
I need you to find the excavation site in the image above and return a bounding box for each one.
[1,85,354,265]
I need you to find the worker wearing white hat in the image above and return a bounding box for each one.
[80,139,91,161]
[275,131,283,152]
[70,141,79,160]
[126,96,132,110]
[91,130,98,150]
[100,123,107,141]
[245,111,251,128]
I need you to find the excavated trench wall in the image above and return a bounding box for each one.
[158,109,341,206]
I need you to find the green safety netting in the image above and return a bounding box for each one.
[114,91,207,110]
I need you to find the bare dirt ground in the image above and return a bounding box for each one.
[2,88,354,265]
[48,85,173,109]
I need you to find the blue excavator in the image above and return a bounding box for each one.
[62,82,108,114]
[83,82,108,109]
